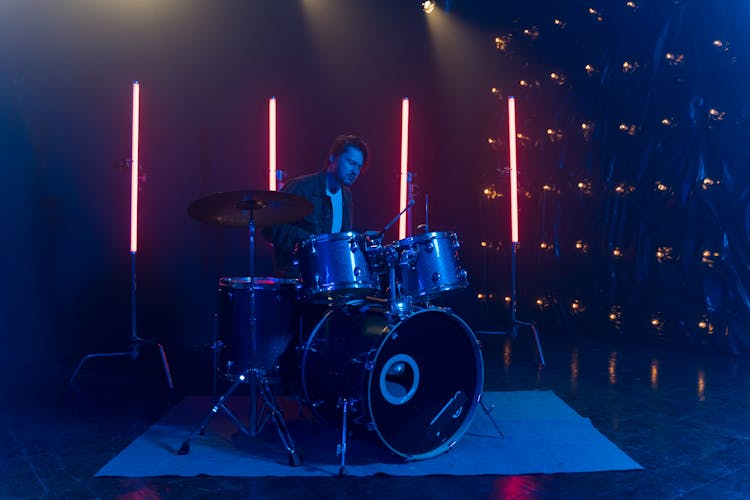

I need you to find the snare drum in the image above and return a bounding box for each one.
[296,232,376,302]
[393,231,469,300]
[217,277,300,378]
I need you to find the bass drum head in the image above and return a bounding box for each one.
[301,306,483,460]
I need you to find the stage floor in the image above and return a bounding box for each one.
[2,329,749,498]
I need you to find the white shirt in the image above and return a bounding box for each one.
[326,186,343,233]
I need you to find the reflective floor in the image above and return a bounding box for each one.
[2,329,749,499]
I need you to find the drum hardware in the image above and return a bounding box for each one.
[180,190,313,466]
[336,397,351,477]
[478,395,505,439]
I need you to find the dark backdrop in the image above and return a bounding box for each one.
[4,0,750,370]
[1,0,505,368]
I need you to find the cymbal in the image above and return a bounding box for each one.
[187,190,313,227]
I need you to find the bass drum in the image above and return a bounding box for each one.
[301,305,484,460]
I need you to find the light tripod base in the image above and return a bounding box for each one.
[69,337,175,389]
[475,320,546,368]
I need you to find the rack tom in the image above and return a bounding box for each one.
[296,231,376,302]
[393,231,468,301]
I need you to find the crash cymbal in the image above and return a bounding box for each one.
[187,190,313,227]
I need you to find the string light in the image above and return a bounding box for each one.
[655,246,674,263]
[650,314,665,334]
[539,241,554,251]
[549,72,567,85]
[622,61,639,73]
[483,185,502,199]
[584,64,597,76]
[580,121,595,141]
[546,128,564,142]
[712,39,729,52]
[701,177,719,190]
[612,247,623,258]
[522,26,540,40]
[575,240,589,253]
[495,34,512,52]
[587,7,604,22]
[608,305,623,329]
[535,297,552,310]
[708,108,725,121]
[698,315,715,335]
[553,18,567,29]
[660,117,676,127]
[701,249,720,268]
[577,180,593,195]
[570,299,585,314]
[618,123,638,136]
[519,79,541,88]
[625,1,638,9]
[614,182,634,195]
[665,52,685,66]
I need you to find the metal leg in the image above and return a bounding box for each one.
[529,323,546,368]
[337,398,349,477]
[70,338,175,389]
[257,374,301,466]
[178,368,301,466]
[178,369,250,455]
[479,394,504,439]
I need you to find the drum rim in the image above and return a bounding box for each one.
[299,231,364,246]
[392,231,456,246]
[219,276,301,288]
[365,308,484,460]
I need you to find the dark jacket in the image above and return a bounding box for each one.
[263,169,353,275]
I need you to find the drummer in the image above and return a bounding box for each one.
[262,134,369,277]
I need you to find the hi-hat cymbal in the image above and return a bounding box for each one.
[187,190,313,227]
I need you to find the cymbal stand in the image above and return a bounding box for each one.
[179,205,300,466]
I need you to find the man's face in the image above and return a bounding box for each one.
[330,146,364,187]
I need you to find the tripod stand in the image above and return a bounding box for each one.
[476,241,545,367]
[180,190,312,465]
[70,250,175,387]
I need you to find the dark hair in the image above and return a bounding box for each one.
[328,134,369,168]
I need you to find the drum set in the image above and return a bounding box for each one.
[179,190,484,475]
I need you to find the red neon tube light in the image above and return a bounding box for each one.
[269,97,277,191]
[508,96,519,244]
[130,81,140,253]
[399,97,410,240]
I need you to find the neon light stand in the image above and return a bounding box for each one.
[477,96,545,367]
[71,81,174,388]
